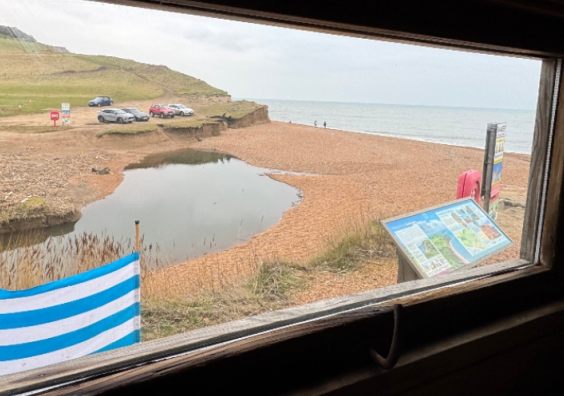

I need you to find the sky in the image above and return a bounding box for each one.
[0,0,542,110]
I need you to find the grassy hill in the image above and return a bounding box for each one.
[0,28,229,117]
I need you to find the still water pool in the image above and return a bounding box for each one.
[3,149,301,264]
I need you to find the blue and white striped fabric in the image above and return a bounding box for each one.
[0,253,140,376]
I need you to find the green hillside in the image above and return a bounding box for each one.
[0,30,228,117]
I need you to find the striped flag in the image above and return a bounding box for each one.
[0,253,141,376]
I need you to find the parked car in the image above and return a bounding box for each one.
[149,104,175,118]
[97,108,135,123]
[88,96,113,107]
[122,108,150,122]
[167,104,194,116]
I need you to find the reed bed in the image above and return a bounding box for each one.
[0,218,397,340]
[0,231,165,291]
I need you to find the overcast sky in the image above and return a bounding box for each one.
[0,0,542,110]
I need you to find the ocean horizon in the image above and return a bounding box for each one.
[244,98,536,154]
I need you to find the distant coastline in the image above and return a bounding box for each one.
[248,98,535,154]
[247,97,535,112]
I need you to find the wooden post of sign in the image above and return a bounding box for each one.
[481,123,497,214]
[396,249,420,282]
[135,220,141,253]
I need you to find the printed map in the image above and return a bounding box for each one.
[383,199,512,278]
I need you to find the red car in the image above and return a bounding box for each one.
[149,104,175,118]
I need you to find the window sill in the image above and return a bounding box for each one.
[0,258,546,394]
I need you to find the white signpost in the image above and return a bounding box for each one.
[61,102,71,126]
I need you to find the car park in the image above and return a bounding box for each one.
[97,108,135,123]
[149,104,175,118]
[88,96,113,107]
[167,104,194,116]
[122,108,150,121]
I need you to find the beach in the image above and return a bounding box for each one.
[144,121,530,302]
[0,115,530,304]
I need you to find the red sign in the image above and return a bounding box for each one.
[50,111,60,127]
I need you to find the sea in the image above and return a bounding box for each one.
[248,99,536,154]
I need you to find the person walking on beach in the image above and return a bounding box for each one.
[314,120,318,127]
[323,121,326,128]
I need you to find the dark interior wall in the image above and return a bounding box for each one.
[95,272,564,395]
[120,0,564,56]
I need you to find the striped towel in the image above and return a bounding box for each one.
[0,253,141,376]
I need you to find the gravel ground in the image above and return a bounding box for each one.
[0,115,530,304]
[145,121,530,301]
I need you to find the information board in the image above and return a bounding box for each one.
[61,102,71,126]
[382,199,512,278]
[492,125,505,188]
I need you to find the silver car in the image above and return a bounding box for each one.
[97,108,135,124]
[167,104,194,116]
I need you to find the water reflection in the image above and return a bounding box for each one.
[1,148,300,269]
[125,148,234,169]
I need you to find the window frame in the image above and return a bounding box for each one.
[1,1,563,393]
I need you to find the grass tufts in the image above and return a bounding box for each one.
[310,221,395,273]
[142,261,305,341]
[159,118,209,130]
[248,261,305,301]
[0,231,165,290]
[2,219,394,341]
[96,123,157,137]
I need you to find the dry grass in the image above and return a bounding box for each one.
[0,217,395,340]
[310,221,396,273]
[247,261,305,302]
[159,118,210,130]
[97,123,157,137]
[0,231,164,291]
[142,260,305,340]
[141,219,393,340]
[0,196,50,224]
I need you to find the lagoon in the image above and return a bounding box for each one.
[2,149,301,266]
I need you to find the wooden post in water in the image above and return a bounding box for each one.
[135,220,141,253]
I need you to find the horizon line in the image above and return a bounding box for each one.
[239,97,536,112]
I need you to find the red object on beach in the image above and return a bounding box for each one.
[457,170,481,202]
[50,110,60,127]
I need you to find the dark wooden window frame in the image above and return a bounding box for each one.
[2,1,564,394]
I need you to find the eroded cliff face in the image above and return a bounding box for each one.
[227,106,270,128]
[0,207,81,235]
[162,105,270,138]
